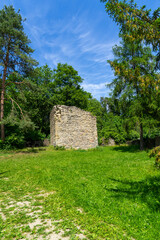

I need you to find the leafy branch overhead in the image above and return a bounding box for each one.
[101,0,160,67]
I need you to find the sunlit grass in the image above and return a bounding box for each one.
[0,146,160,239]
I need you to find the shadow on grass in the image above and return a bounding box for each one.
[105,176,160,211]
[113,145,140,153]
[0,171,9,178]
[18,147,46,154]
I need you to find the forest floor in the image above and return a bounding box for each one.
[0,146,160,240]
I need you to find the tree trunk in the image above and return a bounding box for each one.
[1,38,10,141]
[0,66,7,141]
[140,122,144,151]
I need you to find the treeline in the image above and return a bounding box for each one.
[2,61,160,149]
[100,0,160,150]
[0,2,160,149]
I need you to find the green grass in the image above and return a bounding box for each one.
[0,146,160,239]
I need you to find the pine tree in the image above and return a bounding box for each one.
[0,5,37,141]
[108,40,159,150]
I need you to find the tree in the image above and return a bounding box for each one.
[108,40,159,150]
[100,0,160,149]
[51,63,91,109]
[0,5,37,141]
[87,98,104,143]
[21,63,92,138]
[23,65,54,136]
[100,96,121,115]
[100,0,160,67]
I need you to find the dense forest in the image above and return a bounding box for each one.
[0,1,160,149]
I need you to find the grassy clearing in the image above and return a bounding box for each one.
[0,146,160,239]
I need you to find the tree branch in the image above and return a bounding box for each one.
[7,95,25,119]
[5,80,25,87]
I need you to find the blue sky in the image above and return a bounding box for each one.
[0,0,159,99]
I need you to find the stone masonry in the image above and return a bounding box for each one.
[50,105,98,149]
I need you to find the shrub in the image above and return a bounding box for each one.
[0,133,25,150]
[149,146,160,168]
[24,129,46,142]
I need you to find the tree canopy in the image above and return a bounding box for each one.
[101,0,160,68]
[0,5,37,141]
[100,0,160,149]
[1,2,160,149]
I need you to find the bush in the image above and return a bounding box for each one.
[24,129,46,142]
[23,129,46,147]
[149,146,160,168]
[99,113,127,145]
[100,125,127,145]
[0,133,25,150]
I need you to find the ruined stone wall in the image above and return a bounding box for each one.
[50,105,98,149]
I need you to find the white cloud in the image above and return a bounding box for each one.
[82,82,107,90]
[22,6,119,99]
[44,53,63,67]
[82,81,111,99]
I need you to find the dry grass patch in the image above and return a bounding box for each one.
[0,190,87,240]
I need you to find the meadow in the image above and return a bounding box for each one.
[0,146,160,240]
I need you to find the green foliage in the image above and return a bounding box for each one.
[21,70,53,135]
[87,98,104,142]
[0,5,37,74]
[0,5,37,141]
[0,133,25,149]
[108,40,158,101]
[128,129,139,140]
[52,63,91,109]
[99,0,160,148]
[104,2,160,149]
[3,107,35,131]
[0,60,92,147]
[143,119,160,139]
[24,129,46,142]
[53,145,66,151]
[101,0,160,63]
[87,97,135,145]
[149,146,160,158]
[23,63,92,137]
[87,98,103,117]
[100,113,127,144]
[124,116,160,141]
[149,146,160,168]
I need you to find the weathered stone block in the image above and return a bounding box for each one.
[50,105,98,149]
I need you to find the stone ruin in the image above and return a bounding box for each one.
[50,105,98,149]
